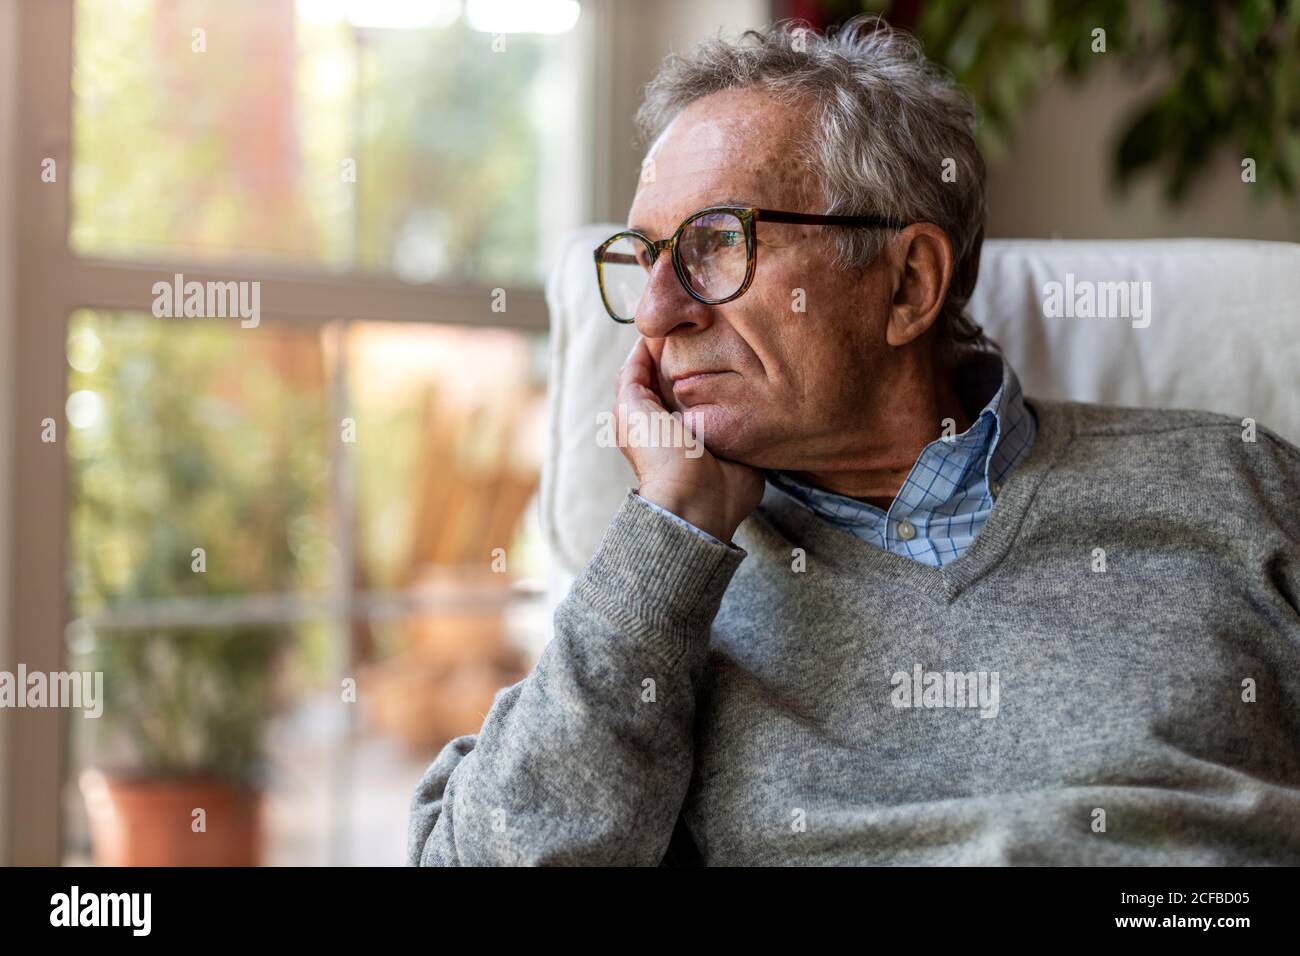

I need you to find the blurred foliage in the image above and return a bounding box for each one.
[80,630,285,783]
[352,24,546,282]
[67,312,331,782]
[72,0,555,282]
[848,0,1300,203]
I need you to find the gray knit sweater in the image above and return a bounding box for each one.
[408,398,1300,865]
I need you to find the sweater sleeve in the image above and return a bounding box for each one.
[406,490,746,866]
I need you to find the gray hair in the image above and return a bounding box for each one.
[635,15,995,360]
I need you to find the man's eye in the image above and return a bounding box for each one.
[718,231,741,247]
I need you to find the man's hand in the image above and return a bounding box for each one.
[614,337,764,543]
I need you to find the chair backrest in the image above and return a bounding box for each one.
[542,227,1300,592]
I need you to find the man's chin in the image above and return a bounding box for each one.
[679,403,758,463]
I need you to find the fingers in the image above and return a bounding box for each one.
[615,335,661,409]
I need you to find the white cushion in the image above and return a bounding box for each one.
[542,227,1300,585]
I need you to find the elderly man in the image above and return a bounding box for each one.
[409,16,1300,865]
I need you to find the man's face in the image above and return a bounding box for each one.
[627,87,898,468]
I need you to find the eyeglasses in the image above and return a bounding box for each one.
[593,204,909,323]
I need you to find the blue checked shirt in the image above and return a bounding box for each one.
[642,351,1037,567]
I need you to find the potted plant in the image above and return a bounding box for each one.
[78,627,287,866]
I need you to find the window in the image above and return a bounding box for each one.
[8,0,598,865]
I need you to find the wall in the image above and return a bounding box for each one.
[986,63,1300,242]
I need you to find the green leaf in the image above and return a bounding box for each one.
[1236,0,1273,52]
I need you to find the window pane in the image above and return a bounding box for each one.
[62,312,553,864]
[70,0,587,283]
[343,324,551,862]
[66,309,333,612]
[351,600,546,864]
[346,322,549,594]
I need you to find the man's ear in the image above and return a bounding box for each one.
[886,223,954,347]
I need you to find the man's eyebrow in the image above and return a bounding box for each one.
[628,198,758,235]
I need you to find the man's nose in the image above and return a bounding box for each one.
[634,255,715,339]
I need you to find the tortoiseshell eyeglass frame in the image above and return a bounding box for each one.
[593,205,910,324]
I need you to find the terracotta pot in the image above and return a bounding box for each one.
[80,769,262,866]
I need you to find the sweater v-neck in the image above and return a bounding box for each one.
[751,397,1078,604]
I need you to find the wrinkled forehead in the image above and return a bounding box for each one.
[628,88,817,237]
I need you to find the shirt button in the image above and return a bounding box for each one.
[897,519,917,541]
[989,480,1002,498]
